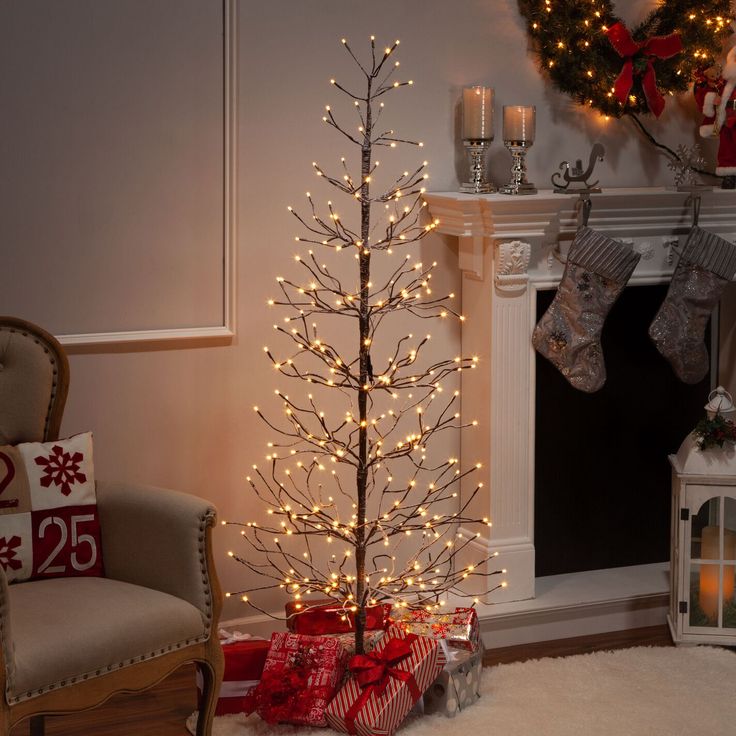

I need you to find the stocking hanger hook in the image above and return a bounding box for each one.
[549,191,596,266]
[579,193,594,229]
[690,193,701,227]
[678,184,709,228]
[550,143,606,265]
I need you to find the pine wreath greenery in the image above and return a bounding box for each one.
[689,591,736,629]
[692,414,736,451]
[517,0,733,118]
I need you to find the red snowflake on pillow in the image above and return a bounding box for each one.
[34,445,87,496]
[0,536,22,571]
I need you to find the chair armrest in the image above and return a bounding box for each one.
[96,480,220,631]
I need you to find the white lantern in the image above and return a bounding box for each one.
[668,388,736,645]
[705,386,736,421]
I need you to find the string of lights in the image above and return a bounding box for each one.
[224,38,504,654]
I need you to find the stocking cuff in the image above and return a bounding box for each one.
[680,226,736,280]
[569,227,641,282]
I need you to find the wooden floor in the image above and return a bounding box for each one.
[10,625,673,736]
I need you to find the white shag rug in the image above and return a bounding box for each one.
[193,645,736,736]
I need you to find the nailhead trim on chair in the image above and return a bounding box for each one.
[5,508,218,704]
[7,631,209,704]
[0,326,60,442]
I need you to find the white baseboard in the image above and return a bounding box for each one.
[220,563,671,650]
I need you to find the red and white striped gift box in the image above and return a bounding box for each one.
[325,626,446,736]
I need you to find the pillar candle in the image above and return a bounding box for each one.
[699,525,736,621]
[502,105,535,143]
[462,87,494,141]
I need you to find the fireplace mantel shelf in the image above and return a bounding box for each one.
[424,188,736,281]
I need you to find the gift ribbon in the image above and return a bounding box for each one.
[195,671,259,698]
[438,640,461,664]
[217,628,266,645]
[344,634,421,734]
[605,22,681,118]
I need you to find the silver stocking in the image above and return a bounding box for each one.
[649,226,736,384]
[532,228,640,393]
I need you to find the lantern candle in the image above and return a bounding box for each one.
[462,87,494,141]
[503,105,535,143]
[699,525,736,621]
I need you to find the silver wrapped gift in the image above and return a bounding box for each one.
[422,643,483,718]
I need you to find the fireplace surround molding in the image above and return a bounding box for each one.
[423,188,736,605]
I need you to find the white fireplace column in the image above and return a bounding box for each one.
[424,188,736,605]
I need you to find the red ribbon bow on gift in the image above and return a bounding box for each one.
[606,22,682,118]
[344,634,421,734]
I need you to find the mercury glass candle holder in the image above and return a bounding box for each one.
[460,86,495,193]
[460,140,495,194]
[500,105,537,195]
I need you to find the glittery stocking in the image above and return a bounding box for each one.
[532,227,640,393]
[649,226,736,384]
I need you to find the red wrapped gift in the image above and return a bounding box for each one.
[394,607,480,652]
[286,599,392,635]
[325,626,446,736]
[196,638,270,716]
[244,631,347,726]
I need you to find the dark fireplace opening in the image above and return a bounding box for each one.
[534,283,712,578]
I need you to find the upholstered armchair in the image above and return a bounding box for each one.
[0,317,224,735]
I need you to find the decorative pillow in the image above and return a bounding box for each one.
[0,432,103,583]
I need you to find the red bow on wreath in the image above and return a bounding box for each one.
[606,22,682,118]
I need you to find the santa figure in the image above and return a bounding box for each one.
[694,63,724,136]
[700,45,736,187]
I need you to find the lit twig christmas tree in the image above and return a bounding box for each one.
[227,38,503,654]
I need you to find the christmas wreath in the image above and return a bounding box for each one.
[517,0,733,118]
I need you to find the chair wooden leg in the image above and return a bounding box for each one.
[29,715,45,736]
[196,662,218,736]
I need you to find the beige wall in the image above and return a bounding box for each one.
[1,0,734,623]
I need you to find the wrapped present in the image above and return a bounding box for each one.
[244,631,347,726]
[394,607,480,652]
[325,626,446,736]
[286,598,393,635]
[422,643,484,718]
[196,635,270,716]
[325,629,385,658]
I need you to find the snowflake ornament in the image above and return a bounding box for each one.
[667,144,706,188]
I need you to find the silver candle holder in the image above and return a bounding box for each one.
[460,140,495,193]
[500,105,537,195]
[460,86,495,194]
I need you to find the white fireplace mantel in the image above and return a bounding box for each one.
[424,188,736,606]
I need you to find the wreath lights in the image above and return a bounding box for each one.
[518,0,734,118]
